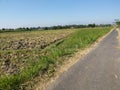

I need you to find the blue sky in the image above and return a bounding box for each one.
[0,0,120,28]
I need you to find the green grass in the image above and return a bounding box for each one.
[0,27,111,90]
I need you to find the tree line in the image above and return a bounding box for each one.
[115,19,120,27]
[0,24,112,32]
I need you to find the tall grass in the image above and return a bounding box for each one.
[0,27,111,90]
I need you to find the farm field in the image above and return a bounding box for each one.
[0,29,74,76]
[0,30,74,50]
[0,27,111,90]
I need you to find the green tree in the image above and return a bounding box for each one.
[115,19,120,27]
[88,23,96,28]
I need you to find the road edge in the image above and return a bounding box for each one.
[116,28,120,48]
[35,28,114,90]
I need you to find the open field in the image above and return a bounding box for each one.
[0,29,74,76]
[0,27,111,90]
[0,30,74,50]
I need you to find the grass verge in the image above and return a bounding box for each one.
[0,27,111,90]
[117,28,120,48]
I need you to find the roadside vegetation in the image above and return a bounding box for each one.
[115,19,120,45]
[115,19,120,28]
[0,27,111,90]
[118,29,120,42]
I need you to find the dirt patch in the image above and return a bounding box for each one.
[34,29,113,90]
[0,30,74,51]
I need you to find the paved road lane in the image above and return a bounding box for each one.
[46,30,120,90]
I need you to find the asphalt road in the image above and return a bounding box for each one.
[46,30,120,90]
